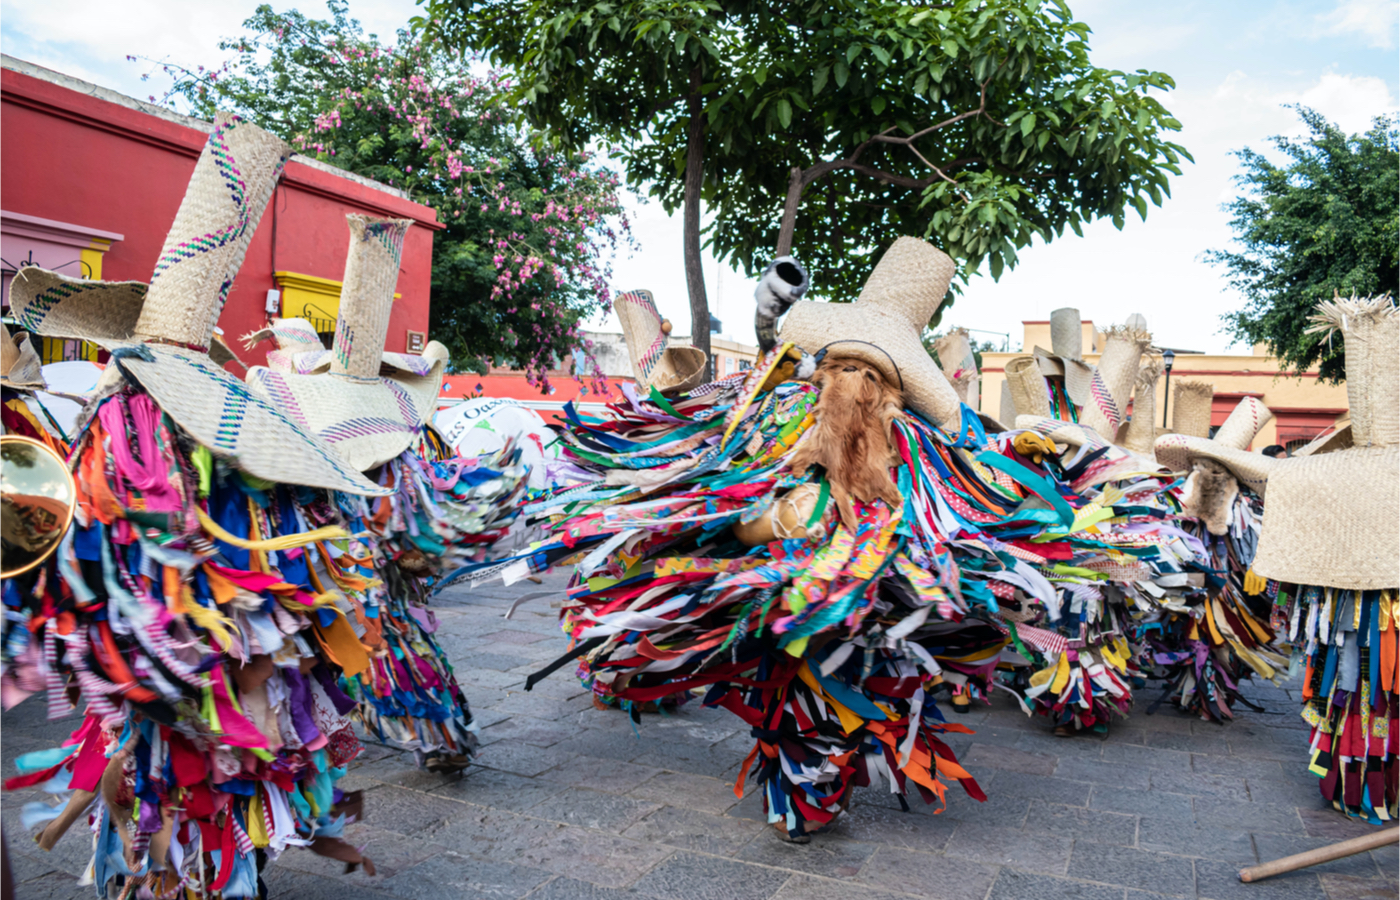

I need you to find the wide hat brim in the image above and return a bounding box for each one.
[1252,445,1398,589]
[245,341,448,471]
[1015,414,1165,482]
[1293,423,1351,457]
[1032,347,1094,406]
[109,344,389,495]
[1152,434,1276,497]
[9,268,148,346]
[1,330,46,391]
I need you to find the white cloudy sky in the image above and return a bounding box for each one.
[3,0,1396,351]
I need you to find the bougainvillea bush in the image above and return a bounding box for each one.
[140,0,629,388]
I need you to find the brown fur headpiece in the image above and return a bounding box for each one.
[788,355,905,528]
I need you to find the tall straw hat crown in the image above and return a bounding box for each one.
[245,214,448,472]
[6,114,387,496]
[1170,380,1214,439]
[1078,324,1151,438]
[1154,396,1277,497]
[778,236,964,425]
[1252,295,1398,589]
[0,326,45,391]
[614,289,707,393]
[1121,354,1164,456]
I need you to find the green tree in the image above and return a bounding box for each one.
[422,0,1188,354]
[1211,107,1398,383]
[139,1,629,388]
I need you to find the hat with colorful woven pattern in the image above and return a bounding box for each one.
[615,289,707,394]
[8,113,386,496]
[245,214,448,472]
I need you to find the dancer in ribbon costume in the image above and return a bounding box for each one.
[3,115,389,897]
[1147,398,1288,721]
[1175,295,1397,823]
[244,216,526,774]
[487,238,1204,838]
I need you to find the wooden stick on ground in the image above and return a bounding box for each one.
[1238,825,1398,883]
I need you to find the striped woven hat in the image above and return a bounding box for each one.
[615,289,707,393]
[1252,295,1399,590]
[1153,397,1277,496]
[245,214,448,472]
[7,113,386,496]
[242,317,332,374]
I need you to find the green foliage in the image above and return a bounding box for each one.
[1211,107,1398,383]
[142,1,628,384]
[423,0,1188,324]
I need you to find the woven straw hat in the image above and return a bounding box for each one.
[1293,420,1352,457]
[614,289,707,393]
[8,114,385,496]
[0,326,45,391]
[1170,380,1214,438]
[1005,354,1053,418]
[1120,354,1164,456]
[1078,324,1151,438]
[1030,308,1094,405]
[1253,295,1398,589]
[245,214,448,472]
[933,327,979,406]
[1154,397,1277,497]
[243,317,331,374]
[778,237,963,425]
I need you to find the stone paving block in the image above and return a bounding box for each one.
[472,707,513,730]
[631,850,792,900]
[1257,776,1333,808]
[1014,730,1110,760]
[1138,711,1198,734]
[770,875,913,900]
[462,668,531,690]
[630,747,740,780]
[854,846,999,900]
[1101,743,1191,771]
[492,692,585,720]
[944,820,1073,874]
[1194,857,1326,900]
[479,629,554,645]
[1318,873,1400,900]
[832,800,963,850]
[479,717,576,748]
[549,727,658,763]
[627,770,741,815]
[1149,769,1250,800]
[523,877,646,899]
[622,805,764,855]
[379,853,554,900]
[1055,756,1151,790]
[261,868,395,900]
[528,677,590,700]
[1090,785,1193,819]
[986,869,1126,900]
[1192,753,1285,781]
[1101,726,1150,747]
[1252,832,1384,879]
[987,770,1093,807]
[359,784,476,836]
[432,766,568,812]
[527,786,663,833]
[274,823,449,882]
[1296,807,1385,841]
[539,754,662,794]
[1136,817,1257,864]
[735,829,878,878]
[966,742,1056,776]
[7,872,88,900]
[1193,796,1305,834]
[1367,837,1398,873]
[473,740,576,777]
[421,806,565,860]
[1145,730,1233,755]
[531,826,676,889]
[458,651,535,672]
[1066,842,1196,897]
[1023,800,1137,847]
[940,790,1035,827]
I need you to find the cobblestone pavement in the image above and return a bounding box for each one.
[5,574,1396,900]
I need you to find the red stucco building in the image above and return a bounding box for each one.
[1,56,441,368]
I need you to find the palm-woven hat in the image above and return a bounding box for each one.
[1170,380,1215,438]
[1120,353,1164,456]
[1154,397,1276,496]
[778,236,964,425]
[614,289,707,393]
[244,317,332,373]
[8,113,384,495]
[1251,295,1398,590]
[1031,307,1095,405]
[245,214,449,472]
[1077,323,1152,438]
[933,327,980,408]
[0,326,45,391]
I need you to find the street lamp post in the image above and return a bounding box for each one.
[1161,349,1176,428]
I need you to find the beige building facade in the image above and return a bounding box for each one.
[980,319,1349,450]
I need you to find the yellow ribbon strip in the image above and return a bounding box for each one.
[196,507,348,551]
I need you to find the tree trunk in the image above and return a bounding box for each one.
[683,65,711,380]
[775,166,804,257]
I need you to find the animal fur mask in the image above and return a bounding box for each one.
[1181,458,1238,536]
[789,355,904,528]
